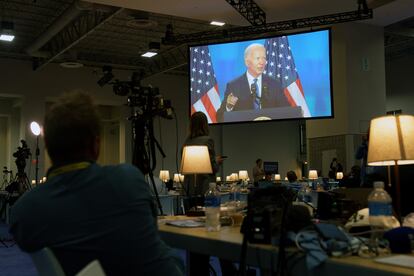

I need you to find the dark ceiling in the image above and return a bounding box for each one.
[0,0,413,78]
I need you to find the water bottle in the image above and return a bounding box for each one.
[368,181,394,232]
[229,183,241,207]
[205,182,221,232]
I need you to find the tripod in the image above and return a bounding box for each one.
[131,107,165,216]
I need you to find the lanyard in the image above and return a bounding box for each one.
[48,162,91,180]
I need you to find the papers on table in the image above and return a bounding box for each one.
[375,255,414,269]
[165,220,204,228]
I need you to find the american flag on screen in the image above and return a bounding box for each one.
[190,46,221,123]
[264,36,311,117]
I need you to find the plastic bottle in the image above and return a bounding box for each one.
[229,183,241,207]
[368,181,394,231]
[205,182,221,232]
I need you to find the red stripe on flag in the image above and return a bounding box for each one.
[191,105,196,115]
[284,88,297,107]
[296,79,305,97]
[214,84,220,97]
[201,93,217,123]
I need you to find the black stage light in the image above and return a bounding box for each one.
[97,66,114,87]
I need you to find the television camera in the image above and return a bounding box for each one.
[97,67,174,215]
[13,140,31,174]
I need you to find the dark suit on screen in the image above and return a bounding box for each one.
[217,73,290,122]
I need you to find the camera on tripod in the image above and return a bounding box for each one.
[98,67,173,120]
[13,140,31,174]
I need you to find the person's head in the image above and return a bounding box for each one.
[244,43,267,78]
[256,158,263,167]
[286,171,298,183]
[44,91,101,165]
[189,111,209,138]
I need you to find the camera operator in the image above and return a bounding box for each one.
[10,91,184,276]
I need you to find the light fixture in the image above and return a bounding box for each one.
[367,114,414,218]
[308,170,318,180]
[0,21,15,42]
[30,122,41,136]
[308,170,318,190]
[173,173,180,183]
[30,121,41,186]
[231,173,239,182]
[210,21,225,26]
[238,170,248,181]
[141,51,157,58]
[159,170,170,183]
[180,145,212,195]
[274,174,281,181]
[97,66,114,87]
[336,172,344,180]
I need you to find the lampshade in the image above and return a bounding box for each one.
[308,170,318,180]
[274,174,281,181]
[336,172,344,180]
[226,176,231,182]
[284,177,288,181]
[216,176,221,182]
[180,145,212,174]
[231,173,239,181]
[367,115,414,166]
[30,121,41,136]
[159,170,170,182]
[238,170,248,181]
[179,174,184,182]
[173,173,180,182]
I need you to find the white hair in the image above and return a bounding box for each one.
[244,43,265,59]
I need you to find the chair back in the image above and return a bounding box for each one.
[30,247,65,276]
[75,260,106,276]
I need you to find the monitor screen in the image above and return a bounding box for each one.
[263,161,278,174]
[188,28,333,124]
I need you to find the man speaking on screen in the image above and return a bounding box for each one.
[217,43,291,122]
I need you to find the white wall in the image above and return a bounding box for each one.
[306,23,387,174]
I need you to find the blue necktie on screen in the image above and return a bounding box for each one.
[253,78,260,110]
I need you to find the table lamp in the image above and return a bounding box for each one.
[274,174,281,181]
[231,173,239,182]
[308,170,318,190]
[159,170,170,183]
[367,114,414,218]
[336,172,344,180]
[180,145,212,196]
[30,121,41,186]
[173,173,180,183]
[239,170,248,186]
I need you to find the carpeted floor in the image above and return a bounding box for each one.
[0,223,37,276]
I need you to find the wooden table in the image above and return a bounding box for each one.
[158,216,414,276]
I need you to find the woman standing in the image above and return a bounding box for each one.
[182,111,222,197]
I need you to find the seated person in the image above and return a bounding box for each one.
[283,171,303,192]
[340,165,361,188]
[10,91,184,276]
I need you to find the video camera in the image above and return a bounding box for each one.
[13,140,31,173]
[98,67,173,120]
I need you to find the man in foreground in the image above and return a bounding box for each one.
[10,91,184,276]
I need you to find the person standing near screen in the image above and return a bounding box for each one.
[252,158,265,186]
[217,43,290,122]
[182,111,222,198]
